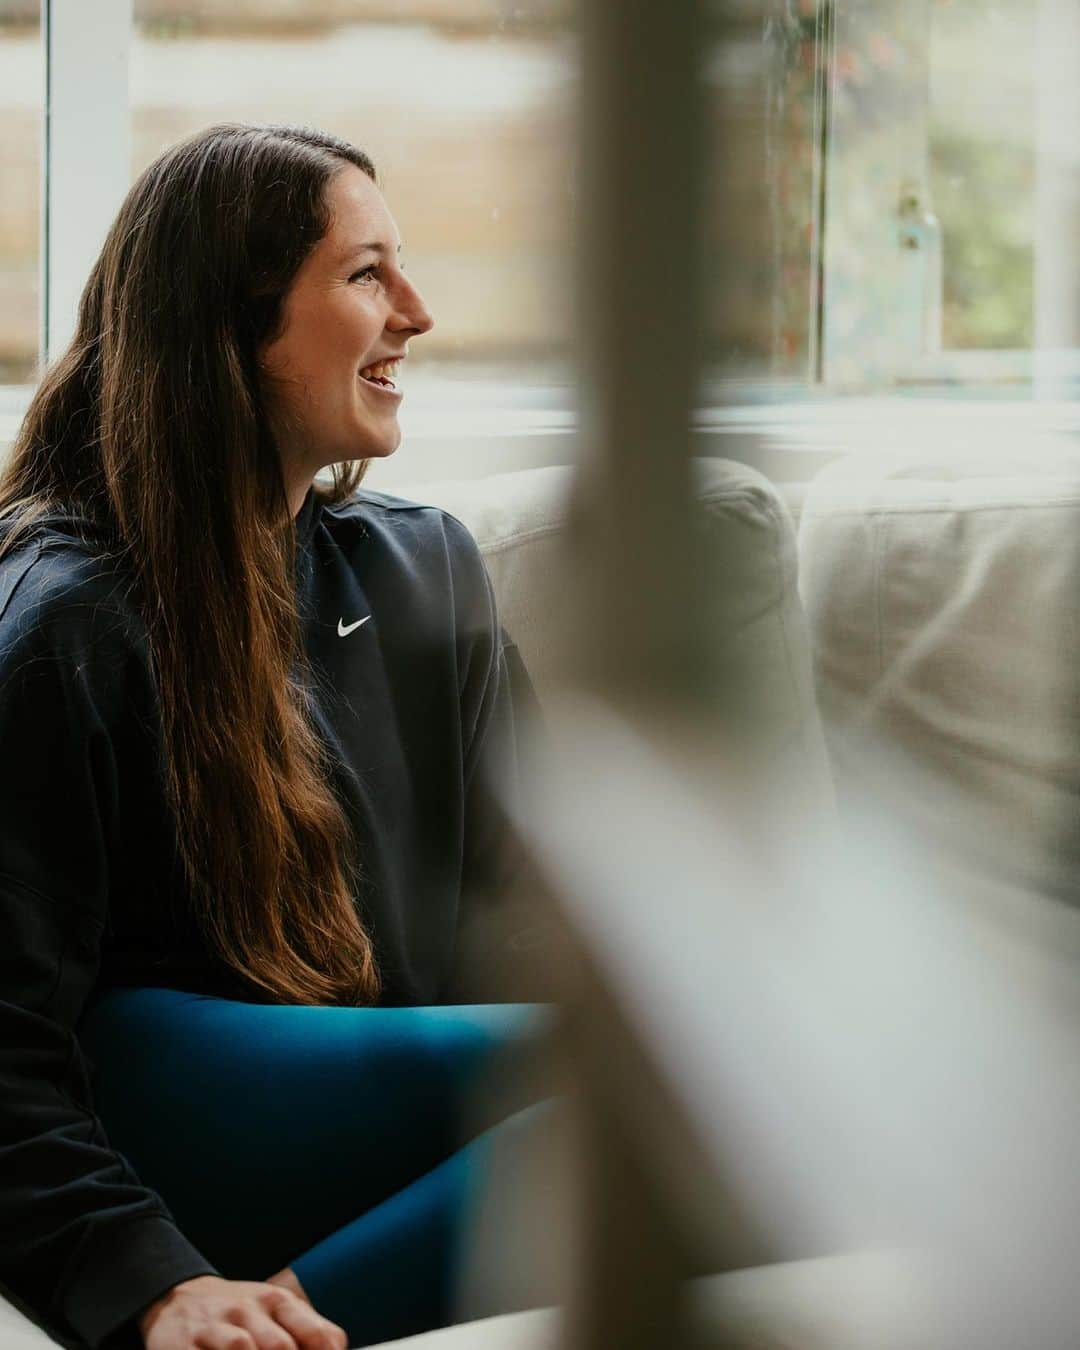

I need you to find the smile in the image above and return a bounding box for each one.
[358,357,402,390]
[357,375,403,404]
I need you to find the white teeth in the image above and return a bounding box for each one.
[359,358,401,381]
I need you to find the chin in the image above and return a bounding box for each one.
[331,425,400,464]
[364,426,402,460]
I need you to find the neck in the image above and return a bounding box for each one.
[281,458,317,520]
[288,481,312,519]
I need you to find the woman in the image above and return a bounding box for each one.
[0,124,552,1350]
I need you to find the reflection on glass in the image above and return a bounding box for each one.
[130,2,577,391]
[0,4,42,387]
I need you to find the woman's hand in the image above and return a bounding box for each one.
[138,1274,348,1349]
[265,1268,312,1304]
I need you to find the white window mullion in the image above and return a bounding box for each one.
[43,0,131,364]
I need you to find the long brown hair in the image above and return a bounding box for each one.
[0,124,383,1004]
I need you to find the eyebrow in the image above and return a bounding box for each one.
[337,242,403,265]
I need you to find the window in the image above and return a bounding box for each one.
[2,0,580,481]
[696,0,1080,478]
[4,1,1078,481]
[819,0,1047,390]
[132,3,577,386]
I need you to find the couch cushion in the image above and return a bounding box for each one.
[799,448,1080,897]
[371,1253,927,1349]
[406,459,833,812]
[0,1293,61,1349]
[371,1307,558,1349]
[390,465,570,702]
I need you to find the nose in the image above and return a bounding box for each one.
[388,269,435,339]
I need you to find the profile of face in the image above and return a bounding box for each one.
[258,164,434,505]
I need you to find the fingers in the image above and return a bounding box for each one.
[265,1267,313,1306]
[194,1328,263,1350]
[266,1290,349,1350]
[145,1274,347,1350]
[196,1302,298,1350]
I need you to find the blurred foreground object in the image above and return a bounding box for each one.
[492,691,1080,1350]
[440,0,1080,1337]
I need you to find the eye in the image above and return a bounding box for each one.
[349,265,379,285]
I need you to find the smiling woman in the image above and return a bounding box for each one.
[127,8,576,389]
[258,166,434,515]
[0,122,552,1350]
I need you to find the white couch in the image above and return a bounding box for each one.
[6,449,1078,1347]
[800,447,1080,902]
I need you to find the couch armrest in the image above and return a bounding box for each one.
[0,1292,67,1349]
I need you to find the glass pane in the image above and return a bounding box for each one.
[0,2,42,388]
[703,0,826,395]
[693,0,1078,401]
[130,2,577,397]
[820,0,946,389]
[819,0,1077,392]
[928,0,1037,354]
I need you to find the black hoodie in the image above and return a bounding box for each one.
[0,484,544,1347]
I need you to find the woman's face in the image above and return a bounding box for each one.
[259,165,434,497]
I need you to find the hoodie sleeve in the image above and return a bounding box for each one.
[441,520,559,1004]
[0,546,216,1348]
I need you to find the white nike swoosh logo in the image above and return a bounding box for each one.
[337,616,371,637]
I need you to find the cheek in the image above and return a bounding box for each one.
[281,301,361,375]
